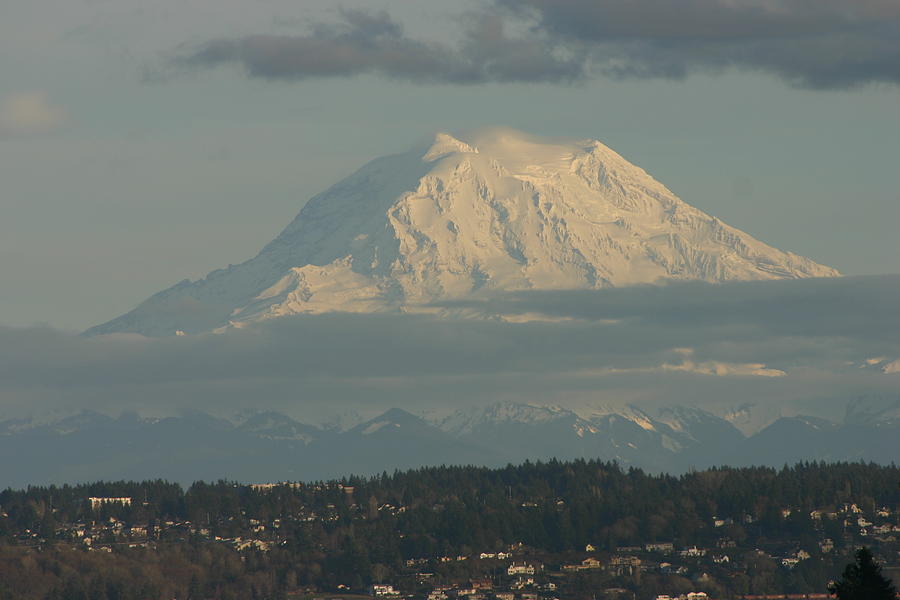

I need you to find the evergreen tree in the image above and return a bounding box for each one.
[828,547,897,600]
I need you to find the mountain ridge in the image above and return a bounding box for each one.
[3,400,897,487]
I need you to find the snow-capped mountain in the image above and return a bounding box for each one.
[86,127,838,336]
[437,402,747,471]
[438,402,584,436]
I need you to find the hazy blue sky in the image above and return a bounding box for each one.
[2,0,899,330]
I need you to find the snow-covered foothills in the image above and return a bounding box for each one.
[86,128,837,337]
[1,399,898,487]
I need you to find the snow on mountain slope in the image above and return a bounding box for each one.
[235,411,320,444]
[87,127,839,337]
[435,401,747,469]
[438,402,582,436]
[844,396,900,426]
[350,408,432,436]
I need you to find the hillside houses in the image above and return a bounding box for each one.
[1,464,898,600]
[506,562,537,576]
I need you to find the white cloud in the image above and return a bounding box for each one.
[574,357,787,379]
[0,91,66,136]
[663,359,786,378]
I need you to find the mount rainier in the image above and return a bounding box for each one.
[88,127,838,336]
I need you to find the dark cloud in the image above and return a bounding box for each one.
[171,2,900,89]
[498,0,900,88]
[447,275,900,344]
[0,276,897,421]
[173,8,584,84]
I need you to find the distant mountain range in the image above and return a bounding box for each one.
[86,127,837,337]
[2,401,896,488]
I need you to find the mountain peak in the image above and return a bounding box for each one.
[87,128,839,336]
[423,132,478,161]
[350,408,433,437]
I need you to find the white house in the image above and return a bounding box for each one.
[88,497,132,510]
[507,562,536,575]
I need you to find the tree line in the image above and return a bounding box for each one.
[0,460,897,599]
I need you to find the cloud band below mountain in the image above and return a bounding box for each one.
[0,276,897,421]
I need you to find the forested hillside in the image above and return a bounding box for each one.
[0,461,897,600]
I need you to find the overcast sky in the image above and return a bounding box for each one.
[1,0,899,332]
